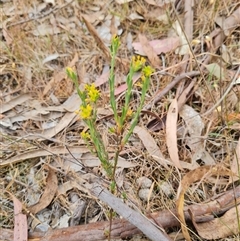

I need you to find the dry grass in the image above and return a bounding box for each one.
[1,0,240,240]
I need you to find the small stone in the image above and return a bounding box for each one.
[138,188,152,201]
[159,181,173,197]
[136,177,152,189]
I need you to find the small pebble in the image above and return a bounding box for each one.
[138,188,152,201]
[136,177,152,189]
[159,181,173,197]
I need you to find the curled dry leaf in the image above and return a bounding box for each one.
[166,98,182,170]
[28,166,58,214]
[176,165,235,241]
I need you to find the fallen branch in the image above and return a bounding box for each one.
[1,184,240,241]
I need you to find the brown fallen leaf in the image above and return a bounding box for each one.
[179,104,215,167]
[0,146,89,168]
[176,165,235,241]
[82,15,111,61]
[166,98,182,170]
[94,70,110,87]
[10,194,28,241]
[31,111,79,141]
[28,166,58,214]
[191,203,240,240]
[133,125,168,168]
[138,34,162,69]
[132,37,180,56]
[1,94,32,114]
[114,72,141,96]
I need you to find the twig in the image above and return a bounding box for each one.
[143,71,200,110]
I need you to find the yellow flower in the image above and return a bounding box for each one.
[81,131,91,140]
[79,104,93,119]
[85,84,100,102]
[142,65,154,77]
[126,108,133,118]
[132,56,146,72]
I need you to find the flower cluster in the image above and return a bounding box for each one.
[79,104,93,119]
[85,84,100,103]
[141,65,154,84]
[66,68,100,121]
[78,84,100,120]
[132,56,146,72]
[80,130,91,140]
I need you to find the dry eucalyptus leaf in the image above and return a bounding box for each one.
[82,15,110,60]
[133,125,167,167]
[166,98,182,170]
[179,104,215,166]
[42,53,59,64]
[82,153,137,169]
[30,112,78,140]
[205,63,226,79]
[0,146,89,167]
[193,204,240,239]
[138,33,162,69]
[28,167,58,214]
[1,94,32,114]
[132,37,179,55]
[10,194,28,241]
[171,21,189,55]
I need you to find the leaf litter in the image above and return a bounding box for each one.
[1,0,240,241]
